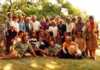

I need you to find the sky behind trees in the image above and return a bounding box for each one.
[68,0,100,20]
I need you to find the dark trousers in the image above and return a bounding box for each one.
[56,49,83,59]
[56,49,75,58]
[5,39,12,55]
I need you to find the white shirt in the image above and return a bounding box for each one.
[68,22,76,32]
[48,26,58,37]
[10,21,19,32]
[32,21,41,32]
[66,23,70,32]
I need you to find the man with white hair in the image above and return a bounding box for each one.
[31,16,41,32]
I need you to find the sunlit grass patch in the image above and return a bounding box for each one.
[0,57,100,70]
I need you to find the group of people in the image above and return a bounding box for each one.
[0,13,98,60]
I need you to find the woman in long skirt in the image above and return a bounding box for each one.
[86,16,98,60]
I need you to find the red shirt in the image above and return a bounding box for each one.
[87,21,94,32]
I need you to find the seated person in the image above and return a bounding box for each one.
[48,39,61,57]
[28,31,47,56]
[28,32,39,48]
[75,32,86,57]
[57,36,82,58]
[12,31,24,45]
[10,33,37,58]
[38,39,49,56]
[48,40,56,56]
[6,26,17,54]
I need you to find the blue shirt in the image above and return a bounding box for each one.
[19,22,26,32]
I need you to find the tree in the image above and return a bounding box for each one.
[1,0,88,20]
[58,0,81,15]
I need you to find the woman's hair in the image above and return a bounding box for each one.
[71,17,76,22]
[21,32,28,42]
[49,31,53,37]
[12,15,18,21]
[18,31,24,36]
[89,16,94,20]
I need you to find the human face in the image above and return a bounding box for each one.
[89,16,94,23]
[22,33,29,43]
[50,41,55,47]
[32,32,36,37]
[65,36,72,43]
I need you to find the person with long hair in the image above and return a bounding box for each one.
[86,16,98,60]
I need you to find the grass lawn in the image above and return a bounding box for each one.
[0,56,100,70]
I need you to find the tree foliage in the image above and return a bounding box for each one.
[1,0,88,20]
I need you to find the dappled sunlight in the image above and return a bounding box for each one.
[30,63,38,68]
[49,61,58,65]
[0,57,100,70]
[30,60,42,69]
[30,59,60,70]
[45,63,58,69]
[96,49,100,56]
[30,60,39,68]
[45,61,59,70]
[3,63,13,70]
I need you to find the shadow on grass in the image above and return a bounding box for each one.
[0,56,100,70]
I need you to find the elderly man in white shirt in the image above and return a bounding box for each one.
[30,16,41,32]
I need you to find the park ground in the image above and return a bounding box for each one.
[0,40,100,70]
[0,50,100,70]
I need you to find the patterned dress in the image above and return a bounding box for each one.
[86,22,98,50]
